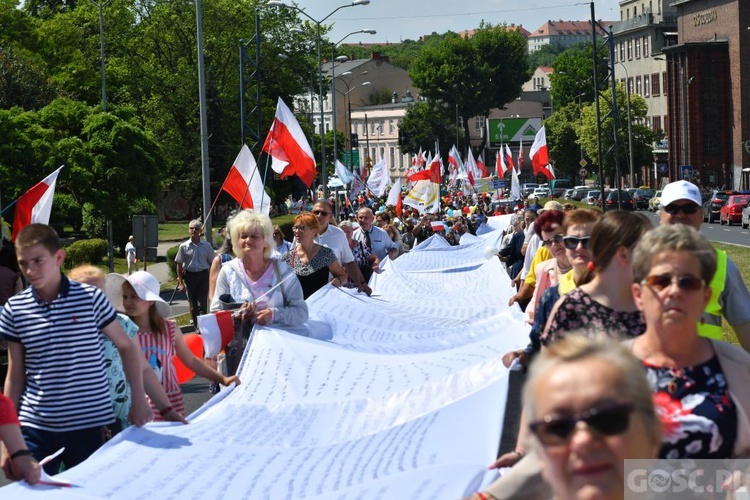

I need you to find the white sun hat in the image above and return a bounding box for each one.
[105,271,171,318]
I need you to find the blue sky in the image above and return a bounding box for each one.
[294,0,621,45]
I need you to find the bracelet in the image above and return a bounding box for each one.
[10,449,34,460]
[476,493,489,500]
[159,406,174,417]
[513,449,525,457]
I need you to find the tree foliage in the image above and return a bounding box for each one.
[527,43,565,72]
[409,24,530,155]
[399,101,461,159]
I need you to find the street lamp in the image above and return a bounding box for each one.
[615,62,635,188]
[343,81,371,170]
[268,0,371,198]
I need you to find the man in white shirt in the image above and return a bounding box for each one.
[312,201,371,295]
[353,207,398,266]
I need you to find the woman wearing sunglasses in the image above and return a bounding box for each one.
[629,224,750,460]
[542,211,653,345]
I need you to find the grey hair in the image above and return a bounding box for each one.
[522,334,659,449]
[228,210,274,260]
[631,224,716,285]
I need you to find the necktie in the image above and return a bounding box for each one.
[364,229,372,252]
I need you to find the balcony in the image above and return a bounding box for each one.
[613,13,677,34]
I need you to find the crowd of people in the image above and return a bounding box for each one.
[2,179,750,499]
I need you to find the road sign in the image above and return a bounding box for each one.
[487,118,543,148]
[679,165,693,180]
[579,159,588,168]
[341,149,360,168]
[658,162,669,173]
[492,180,506,189]
[579,168,588,178]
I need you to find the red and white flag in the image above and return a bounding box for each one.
[221,145,271,214]
[518,139,524,171]
[12,166,64,241]
[262,97,317,187]
[496,148,507,177]
[386,178,403,216]
[504,144,515,173]
[476,152,488,177]
[465,149,480,186]
[448,145,462,172]
[407,156,442,184]
[530,126,553,179]
[197,310,235,358]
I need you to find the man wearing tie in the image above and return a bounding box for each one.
[353,207,398,281]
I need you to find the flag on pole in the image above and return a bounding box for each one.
[366,156,390,196]
[504,144,515,173]
[12,166,64,241]
[497,148,507,177]
[476,152,488,177]
[511,164,522,201]
[262,97,317,187]
[335,159,355,184]
[350,172,366,199]
[403,180,439,214]
[386,178,403,216]
[530,125,555,180]
[407,159,441,184]
[518,139,524,172]
[465,149,481,186]
[221,145,271,215]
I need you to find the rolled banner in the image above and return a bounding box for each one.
[197,310,235,358]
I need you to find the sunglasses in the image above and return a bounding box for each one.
[292,225,309,232]
[562,236,590,250]
[312,210,330,216]
[641,273,704,292]
[529,402,636,447]
[542,234,564,247]
[663,203,700,215]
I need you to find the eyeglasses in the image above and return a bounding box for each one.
[562,236,590,250]
[312,210,330,216]
[641,273,704,292]
[542,234,564,247]
[529,402,636,447]
[663,203,700,215]
[292,225,309,232]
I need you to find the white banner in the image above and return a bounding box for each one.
[2,230,530,499]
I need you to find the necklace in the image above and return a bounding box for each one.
[665,366,695,394]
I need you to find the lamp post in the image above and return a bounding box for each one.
[343,81,371,170]
[268,0,371,199]
[90,0,112,111]
[615,62,635,188]
[331,29,376,168]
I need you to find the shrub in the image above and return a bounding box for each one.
[64,238,109,269]
[166,244,180,280]
[81,202,107,238]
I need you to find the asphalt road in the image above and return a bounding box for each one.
[640,209,750,247]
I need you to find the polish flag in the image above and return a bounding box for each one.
[504,144,515,173]
[386,178,403,216]
[496,148,507,177]
[197,310,235,358]
[465,149,480,186]
[407,156,441,184]
[530,126,551,177]
[221,145,271,214]
[518,139,524,171]
[262,97,317,187]
[476,152,488,177]
[12,166,64,241]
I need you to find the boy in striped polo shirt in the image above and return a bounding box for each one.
[0,224,152,474]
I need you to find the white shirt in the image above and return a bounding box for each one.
[353,225,398,261]
[315,224,354,265]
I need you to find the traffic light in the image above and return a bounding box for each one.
[350,133,358,148]
[398,130,408,146]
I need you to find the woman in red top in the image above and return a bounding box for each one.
[0,393,41,484]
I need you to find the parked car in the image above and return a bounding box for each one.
[584,190,601,205]
[604,189,635,211]
[741,204,750,229]
[648,190,663,211]
[563,188,575,199]
[528,187,551,199]
[702,189,736,223]
[632,189,654,210]
[521,183,539,197]
[570,186,590,201]
[719,194,750,225]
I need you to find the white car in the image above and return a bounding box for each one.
[528,187,551,199]
[584,190,601,205]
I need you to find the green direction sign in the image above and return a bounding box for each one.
[340,149,360,168]
[487,118,543,148]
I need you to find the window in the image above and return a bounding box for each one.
[627,39,633,60]
[635,38,641,59]
[643,36,649,57]
[644,75,650,97]
[663,72,668,96]
[619,42,625,61]
[636,76,642,95]
[628,77,634,95]
[379,121,384,134]
[645,116,651,129]
[389,120,394,133]
[370,122,376,135]
[653,116,661,131]
[651,73,660,96]
[474,117,483,132]
[663,115,668,137]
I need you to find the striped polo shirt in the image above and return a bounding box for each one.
[0,274,116,431]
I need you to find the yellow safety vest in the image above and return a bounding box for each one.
[698,249,727,339]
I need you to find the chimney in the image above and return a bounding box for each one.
[392,91,398,103]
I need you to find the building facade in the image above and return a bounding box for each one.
[528,20,611,53]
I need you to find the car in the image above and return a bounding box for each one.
[521,183,539,197]
[528,187,551,199]
[719,194,750,225]
[702,189,736,223]
[632,189,654,210]
[569,186,589,201]
[583,190,601,205]
[648,190,663,211]
[741,205,750,229]
[604,189,635,211]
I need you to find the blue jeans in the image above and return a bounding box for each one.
[22,425,107,475]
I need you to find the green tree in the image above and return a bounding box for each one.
[398,101,460,159]
[409,24,530,156]
[527,43,564,72]
[544,101,583,182]
[578,84,662,185]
